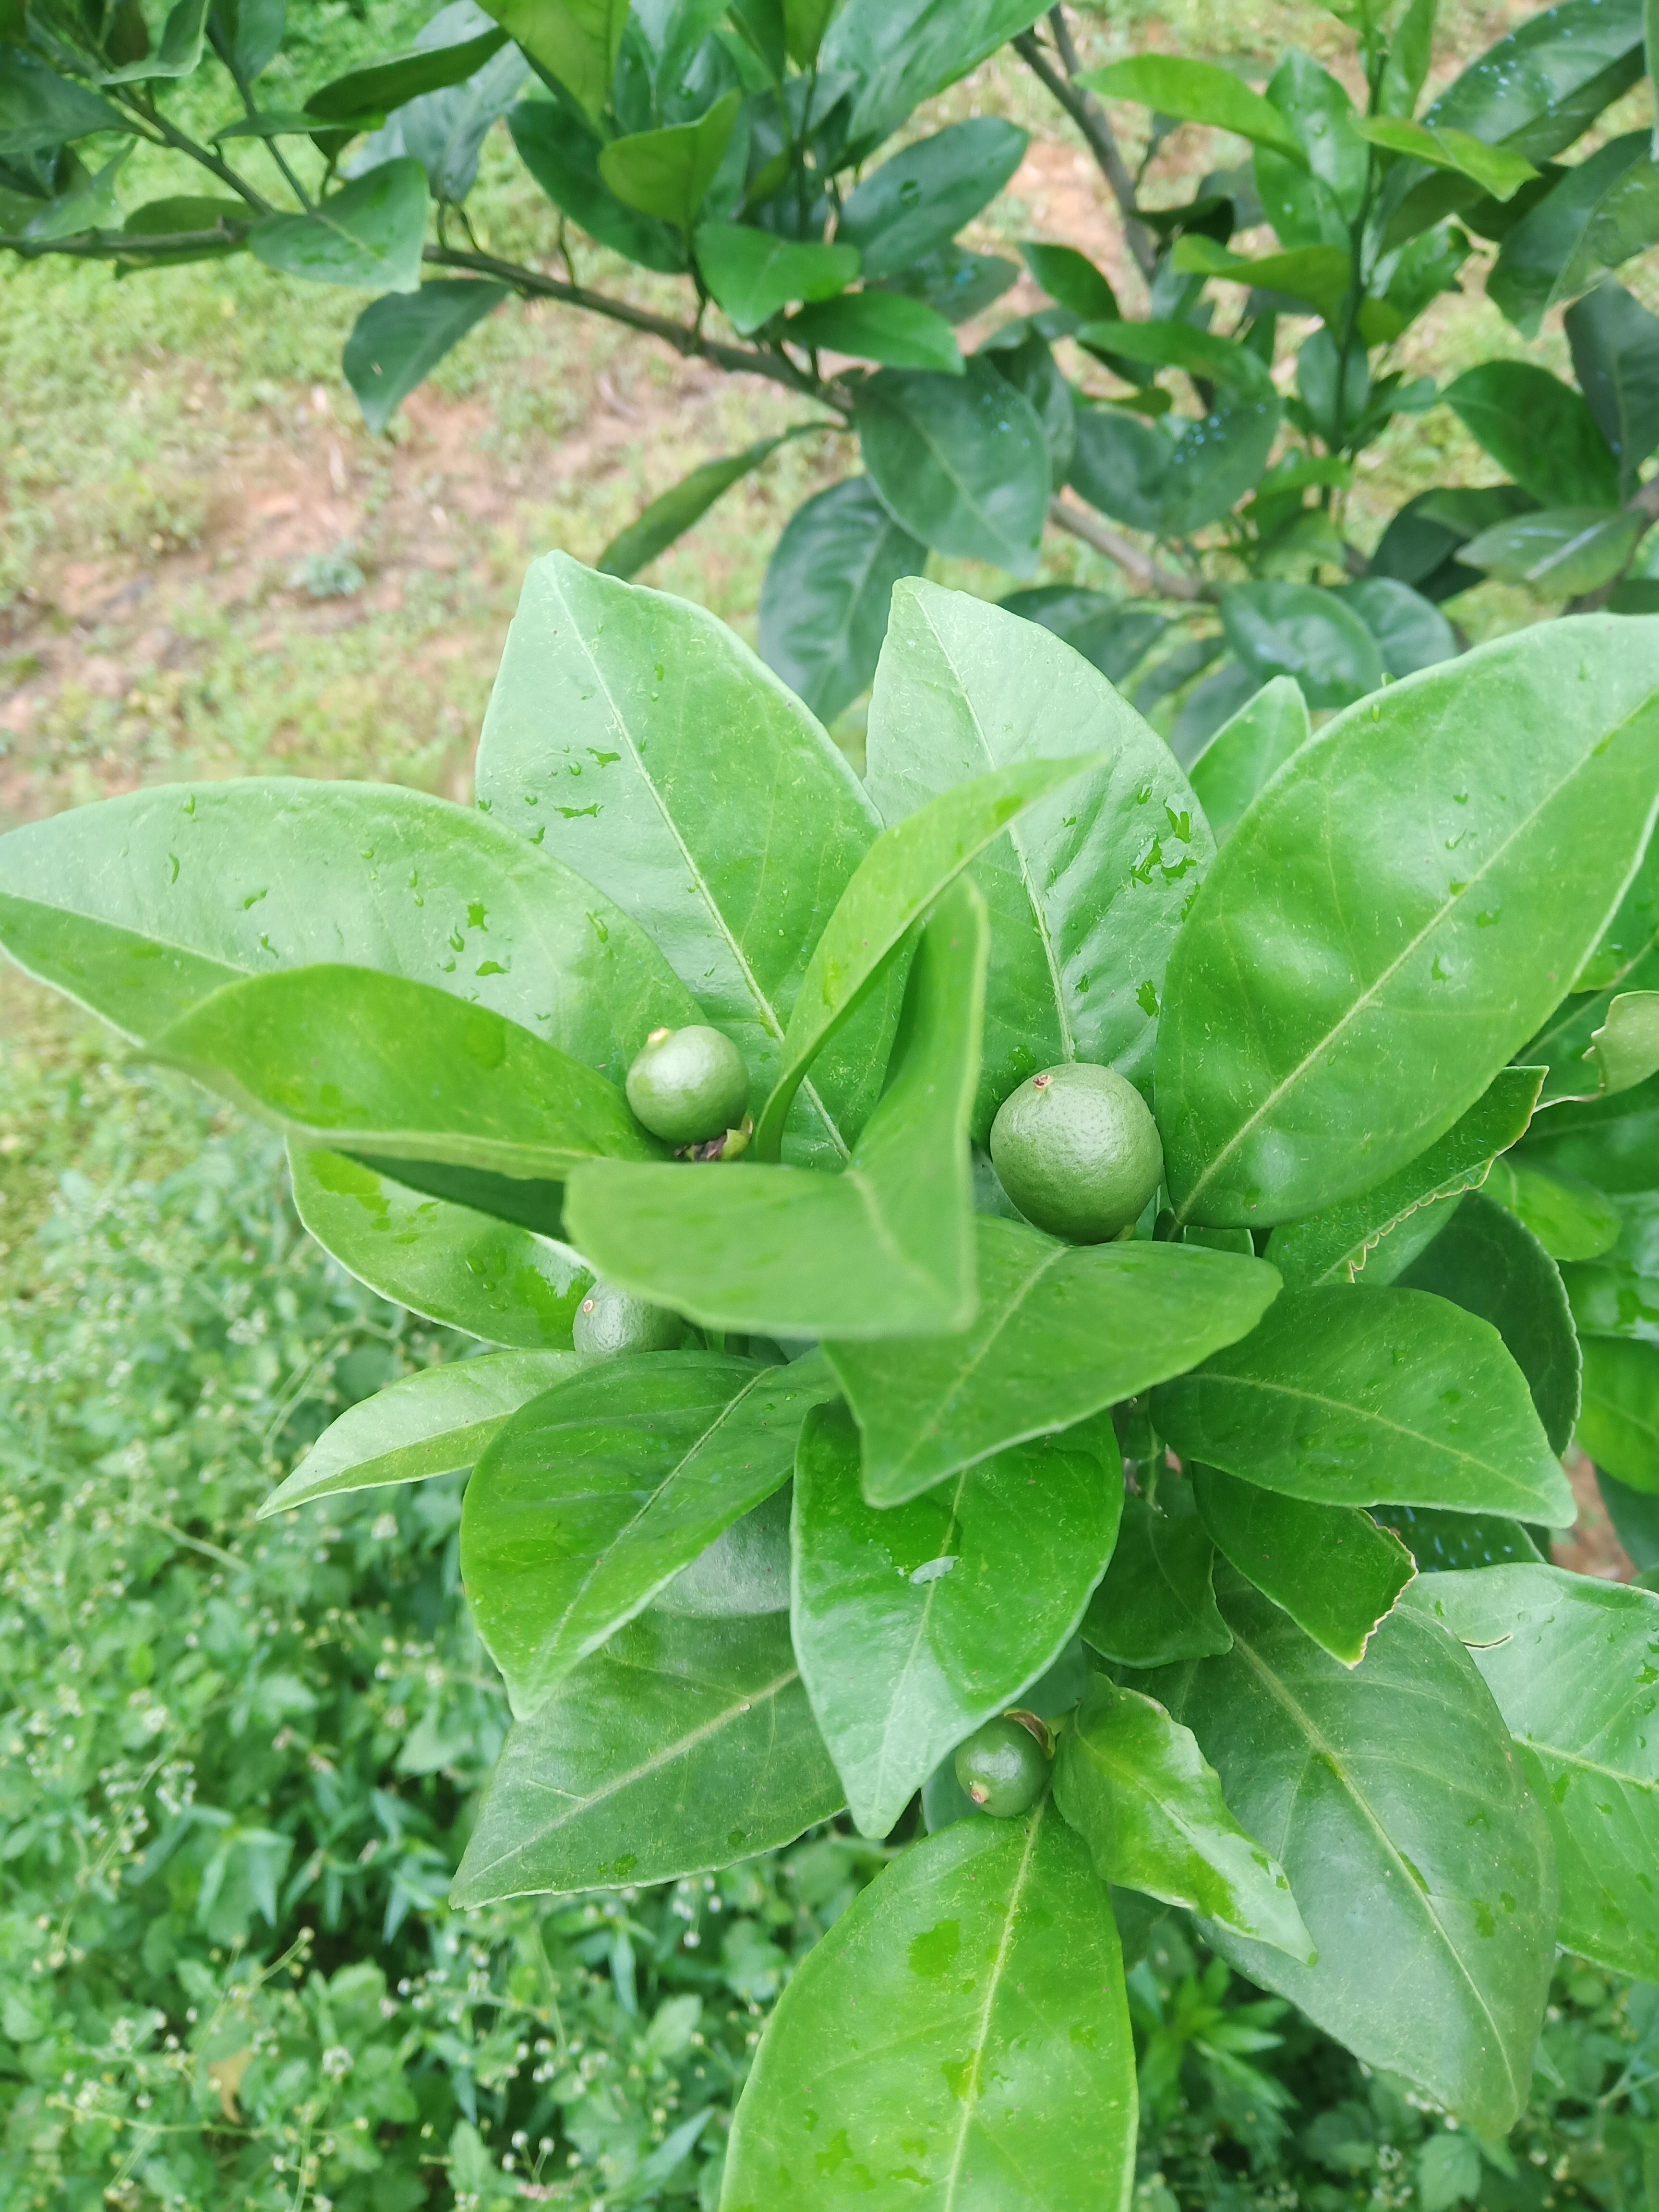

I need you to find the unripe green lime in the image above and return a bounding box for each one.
[989,1062,1163,1243]
[954,1716,1051,1818]
[626,1024,749,1147]
[573,1280,685,1357]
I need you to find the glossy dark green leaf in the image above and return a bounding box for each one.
[0,48,129,152]
[1462,505,1647,596]
[1578,1334,1659,1491]
[1222,583,1385,710]
[1426,0,1645,164]
[837,118,1028,278]
[1560,1190,1659,1343]
[998,587,1165,688]
[0,779,696,1081]
[793,1398,1119,1836]
[476,0,626,118]
[261,1349,579,1514]
[1370,483,1538,602]
[289,1144,593,1347]
[343,279,506,434]
[694,221,856,334]
[151,963,660,1180]
[305,27,506,129]
[1161,396,1283,536]
[450,1611,842,1903]
[1596,1465,1659,1564]
[756,478,926,726]
[598,89,739,236]
[474,553,886,1166]
[1054,1675,1313,1957]
[873,245,1019,325]
[1149,1574,1556,2138]
[597,435,791,579]
[1194,1465,1415,1665]
[653,1482,793,1616]
[462,1353,833,1712]
[1411,1564,1659,1978]
[752,743,1100,1160]
[1566,279,1659,488]
[250,159,429,292]
[1187,676,1310,844]
[978,330,1074,477]
[1444,361,1620,509]
[1523,1071,1659,1193]
[855,361,1049,577]
[566,880,986,1340]
[1371,1503,1544,1571]
[722,1803,1135,2212]
[1154,1286,1576,1523]
[826,1215,1279,1505]
[1158,617,1659,1226]
[1336,577,1457,678]
[1397,1190,1581,1455]
[787,289,962,373]
[1082,1495,1232,1669]
[1486,1154,1619,1259]
[1267,1067,1544,1289]
[1084,55,1307,165]
[1068,405,1169,533]
[1489,133,1659,335]
[1020,239,1119,322]
[1081,317,1276,400]
[508,98,685,271]
[818,0,1049,153]
[864,578,1210,1123]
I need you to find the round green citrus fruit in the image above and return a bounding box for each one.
[625,1024,749,1146]
[572,1280,686,1358]
[954,1716,1050,1817]
[988,1061,1164,1243]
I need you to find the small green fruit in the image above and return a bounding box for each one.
[626,1024,749,1147]
[954,1715,1051,1818]
[573,1280,685,1357]
[989,1061,1164,1243]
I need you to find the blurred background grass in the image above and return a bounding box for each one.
[5,2,1659,2205]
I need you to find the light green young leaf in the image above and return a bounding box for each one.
[261,1349,580,1515]
[1355,114,1539,199]
[1577,1334,1659,1492]
[1485,1154,1619,1260]
[1172,235,1352,322]
[450,1611,842,1904]
[250,159,429,293]
[693,222,857,334]
[1083,55,1309,166]
[1193,1465,1415,1665]
[1054,1676,1314,1959]
[1188,675,1311,843]
[791,1398,1121,1838]
[1266,1065,1544,1287]
[149,964,661,1180]
[476,0,625,116]
[288,1145,593,1348]
[864,577,1213,1126]
[1082,1495,1232,1669]
[722,1803,1136,2212]
[826,1215,1279,1505]
[473,553,887,1167]
[1148,1574,1557,2140]
[461,1353,834,1714]
[599,92,740,237]
[1409,1564,1659,1978]
[1153,1286,1576,1523]
[1586,990,1659,1095]
[1158,616,1659,1226]
[0,778,697,1082]
[787,290,964,374]
[566,878,986,1340]
[751,748,1101,1160]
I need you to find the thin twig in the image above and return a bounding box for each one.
[114,86,274,212]
[1015,12,1156,282]
[422,243,851,411]
[1049,496,1212,601]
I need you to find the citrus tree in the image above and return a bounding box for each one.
[4,552,1659,2197]
[5,0,1659,736]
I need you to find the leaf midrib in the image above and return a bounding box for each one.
[940,1807,1045,2209]
[1178,689,1659,1221]
[882,381,1024,558]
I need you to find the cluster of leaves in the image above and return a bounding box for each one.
[8,530,1659,2200]
[0,1045,876,2210]
[6,0,1659,738]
